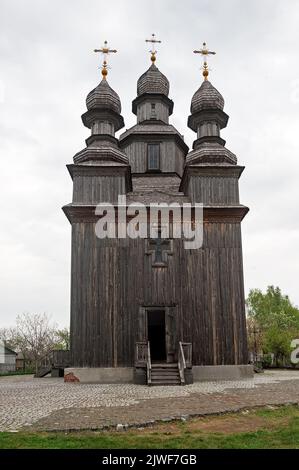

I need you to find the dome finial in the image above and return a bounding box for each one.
[145,33,161,64]
[94,40,117,80]
[193,41,216,81]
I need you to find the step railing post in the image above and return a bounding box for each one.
[147,341,152,385]
[178,341,186,385]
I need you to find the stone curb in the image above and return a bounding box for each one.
[27,401,299,434]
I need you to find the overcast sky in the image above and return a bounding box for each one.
[0,0,299,328]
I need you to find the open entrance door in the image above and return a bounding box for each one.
[147,310,166,362]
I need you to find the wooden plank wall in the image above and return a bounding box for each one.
[188,175,240,205]
[123,141,185,175]
[73,175,127,204]
[137,101,169,124]
[70,221,248,368]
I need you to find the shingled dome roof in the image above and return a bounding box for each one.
[86,79,121,114]
[137,63,169,96]
[191,80,224,114]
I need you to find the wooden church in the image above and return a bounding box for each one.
[63,39,252,384]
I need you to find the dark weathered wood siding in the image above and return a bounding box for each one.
[122,140,185,176]
[70,220,248,367]
[188,175,240,205]
[73,175,127,204]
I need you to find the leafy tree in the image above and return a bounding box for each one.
[246,286,299,365]
[54,328,70,350]
[247,286,299,332]
[264,327,293,367]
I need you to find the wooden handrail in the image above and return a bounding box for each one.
[147,341,152,385]
[179,342,186,369]
[135,341,148,366]
[178,341,186,385]
[135,341,151,385]
[180,342,192,367]
[37,350,70,369]
[38,350,54,368]
[178,341,192,385]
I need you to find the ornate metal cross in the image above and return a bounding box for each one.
[147,229,172,266]
[193,42,216,80]
[145,33,161,63]
[94,40,117,79]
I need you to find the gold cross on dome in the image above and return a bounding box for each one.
[193,42,216,81]
[145,33,161,63]
[94,40,117,79]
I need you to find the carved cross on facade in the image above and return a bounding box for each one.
[193,41,216,81]
[94,40,117,79]
[145,33,161,63]
[146,229,173,266]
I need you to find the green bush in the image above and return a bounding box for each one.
[261,354,273,368]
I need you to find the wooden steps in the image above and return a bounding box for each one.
[150,363,181,386]
[34,366,52,378]
[34,350,71,379]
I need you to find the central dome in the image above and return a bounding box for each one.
[86,79,121,114]
[191,80,224,114]
[137,63,169,96]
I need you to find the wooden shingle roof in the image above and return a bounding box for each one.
[191,80,224,114]
[137,63,169,97]
[86,79,121,114]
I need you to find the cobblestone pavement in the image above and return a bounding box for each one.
[0,371,299,431]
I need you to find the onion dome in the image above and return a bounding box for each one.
[187,78,234,164]
[191,80,224,114]
[86,79,121,114]
[137,63,169,97]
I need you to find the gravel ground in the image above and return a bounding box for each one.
[0,370,299,431]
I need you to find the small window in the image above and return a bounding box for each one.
[150,103,157,120]
[147,143,160,171]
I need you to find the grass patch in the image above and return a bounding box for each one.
[0,405,299,449]
[0,371,34,377]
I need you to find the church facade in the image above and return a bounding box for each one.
[63,42,252,384]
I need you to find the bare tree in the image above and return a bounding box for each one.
[0,314,70,374]
[0,327,19,350]
[14,313,58,374]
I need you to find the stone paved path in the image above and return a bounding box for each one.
[0,371,299,431]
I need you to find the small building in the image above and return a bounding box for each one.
[16,352,25,371]
[0,344,17,372]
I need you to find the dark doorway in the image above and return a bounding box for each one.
[147,310,166,362]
